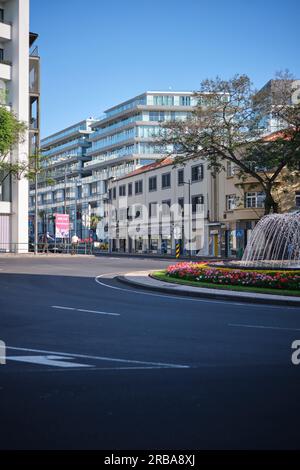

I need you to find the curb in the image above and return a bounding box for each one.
[94,252,224,262]
[117,274,300,307]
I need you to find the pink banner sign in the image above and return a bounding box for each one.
[55,214,70,239]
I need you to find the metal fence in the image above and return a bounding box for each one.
[0,242,103,255]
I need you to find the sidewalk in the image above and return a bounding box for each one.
[0,253,94,258]
[118,271,300,307]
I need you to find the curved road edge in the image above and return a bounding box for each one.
[117,271,300,308]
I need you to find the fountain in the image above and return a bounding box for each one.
[213,212,300,271]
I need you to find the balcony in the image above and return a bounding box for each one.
[0,22,11,42]
[0,60,11,81]
[225,206,265,221]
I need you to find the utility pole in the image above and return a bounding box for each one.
[74,180,77,236]
[34,151,38,255]
[183,179,192,258]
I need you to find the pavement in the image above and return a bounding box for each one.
[0,255,300,450]
[118,270,300,307]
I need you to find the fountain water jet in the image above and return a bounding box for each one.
[240,212,300,269]
[212,212,300,271]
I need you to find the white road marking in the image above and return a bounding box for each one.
[95,273,296,309]
[6,346,189,369]
[52,305,120,316]
[228,323,300,332]
[6,355,93,368]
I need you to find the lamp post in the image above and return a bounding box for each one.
[182,179,192,258]
[34,152,38,255]
[74,177,78,236]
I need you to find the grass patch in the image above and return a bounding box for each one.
[152,270,300,297]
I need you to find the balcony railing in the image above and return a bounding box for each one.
[30,46,39,57]
[0,59,12,66]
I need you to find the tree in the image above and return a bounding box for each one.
[0,106,27,186]
[159,72,300,214]
[90,214,102,240]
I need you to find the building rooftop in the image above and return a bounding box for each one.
[104,90,194,113]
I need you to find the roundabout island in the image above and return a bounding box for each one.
[160,212,300,295]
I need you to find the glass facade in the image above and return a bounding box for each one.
[43,138,87,157]
[42,123,88,147]
[105,96,147,118]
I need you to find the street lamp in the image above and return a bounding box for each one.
[74,176,80,237]
[182,179,192,258]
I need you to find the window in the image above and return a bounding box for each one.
[135,180,143,195]
[138,126,161,138]
[149,202,158,218]
[162,172,171,189]
[149,176,157,192]
[0,9,4,23]
[128,183,132,196]
[153,95,174,106]
[296,192,300,208]
[0,49,4,62]
[113,187,116,199]
[226,194,236,211]
[191,164,204,182]
[149,111,165,122]
[226,162,235,177]
[108,189,112,201]
[119,185,126,197]
[245,191,265,208]
[178,169,184,185]
[180,96,191,106]
[90,182,97,195]
[192,195,204,213]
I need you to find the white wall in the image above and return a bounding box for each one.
[5,0,29,251]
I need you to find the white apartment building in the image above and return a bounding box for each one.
[106,157,218,256]
[0,0,34,252]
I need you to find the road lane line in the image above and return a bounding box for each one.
[228,323,300,332]
[6,346,190,369]
[6,355,93,368]
[52,306,74,311]
[52,306,120,316]
[22,366,186,373]
[95,273,296,309]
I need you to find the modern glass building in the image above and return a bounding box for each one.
[29,119,96,238]
[31,91,195,240]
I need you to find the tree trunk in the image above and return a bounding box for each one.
[264,186,279,215]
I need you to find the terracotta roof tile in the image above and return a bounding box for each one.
[115,156,174,181]
[263,129,291,141]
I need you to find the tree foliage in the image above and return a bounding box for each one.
[0,106,27,183]
[159,71,300,214]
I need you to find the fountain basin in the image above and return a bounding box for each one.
[220,212,300,271]
[209,260,300,271]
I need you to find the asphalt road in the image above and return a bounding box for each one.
[0,255,300,450]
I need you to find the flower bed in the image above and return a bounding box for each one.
[166,262,300,291]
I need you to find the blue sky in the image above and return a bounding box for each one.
[30,0,300,138]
